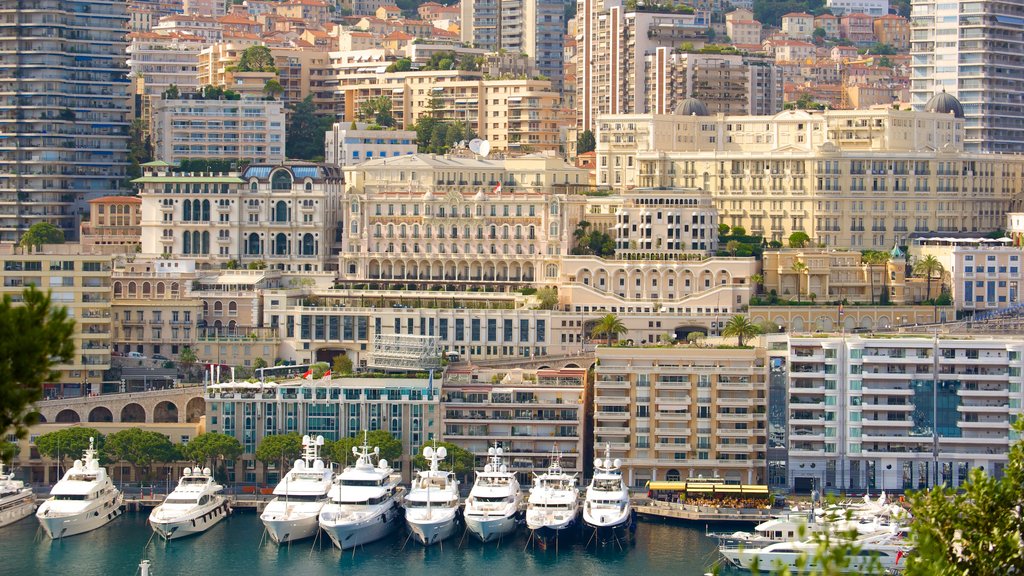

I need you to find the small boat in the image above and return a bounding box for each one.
[463,445,522,543]
[0,461,36,528]
[403,445,461,546]
[36,437,124,538]
[525,453,579,546]
[720,528,911,573]
[318,435,404,550]
[149,466,230,540]
[261,434,333,544]
[582,445,633,543]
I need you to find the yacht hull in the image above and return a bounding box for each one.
[528,514,578,545]
[583,507,635,543]
[723,545,906,572]
[262,510,322,545]
[150,499,231,540]
[0,493,36,528]
[406,513,458,546]
[464,512,518,543]
[319,501,401,550]
[36,492,124,539]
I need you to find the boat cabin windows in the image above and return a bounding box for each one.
[52,494,88,500]
[405,499,458,508]
[593,479,622,491]
[472,495,511,503]
[477,476,511,487]
[165,497,201,505]
[339,478,384,487]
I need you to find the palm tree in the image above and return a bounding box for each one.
[722,315,761,347]
[791,260,808,303]
[591,313,627,344]
[861,251,884,305]
[750,273,764,295]
[913,255,945,302]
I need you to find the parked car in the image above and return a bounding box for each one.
[127,351,146,359]
[152,354,169,361]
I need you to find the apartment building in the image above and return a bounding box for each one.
[80,196,143,250]
[324,123,417,167]
[153,13,225,43]
[873,14,909,51]
[827,0,888,16]
[594,346,768,487]
[781,13,814,40]
[152,95,286,163]
[468,0,565,91]
[0,244,115,391]
[183,0,226,17]
[839,13,875,45]
[644,50,783,116]
[814,14,841,38]
[137,162,343,272]
[762,248,928,305]
[595,101,1024,250]
[765,335,1024,491]
[0,0,131,242]
[127,32,205,135]
[111,259,202,358]
[910,237,1023,314]
[204,376,441,483]
[441,367,588,476]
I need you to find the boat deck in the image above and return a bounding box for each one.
[634,501,773,523]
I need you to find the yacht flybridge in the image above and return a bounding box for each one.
[261,434,333,545]
[36,437,123,538]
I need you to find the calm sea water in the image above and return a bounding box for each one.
[0,510,748,576]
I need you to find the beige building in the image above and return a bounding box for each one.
[0,244,115,391]
[594,345,768,487]
[748,304,954,333]
[80,196,142,250]
[781,12,815,39]
[111,258,202,359]
[762,248,928,305]
[644,50,782,116]
[595,100,1024,250]
[910,237,1023,314]
[152,95,286,163]
[126,31,204,135]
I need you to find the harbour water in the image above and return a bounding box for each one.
[0,511,744,575]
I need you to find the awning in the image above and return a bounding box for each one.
[645,481,687,491]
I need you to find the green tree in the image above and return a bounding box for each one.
[718,223,731,237]
[686,331,704,345]
[234,45,277,73]
[162,84,180,99]
[254,432,303,473]
[591,313,627,344]
[411,441,474,479]
[750,273,764,294]
[19,222,65,250]
[332,354,353,376]
[722,315,761,347]
[904,418,1024,575]
[105,429,178,480]
[358,95,396,128]
[861,251,890,305]
[912,254,945,302]
[262,78,284,100]
[286,95,330,160]
[180,432,242,476]
[125,118,153,185]
[329,430,402,467]
[577,129,596,154]
[0,287,75,453]
[179,346,198,380]
[791,260,809,303]
[813,26,827,40]
[536,287,559,310]
[789,231,811,248]
[727,239,741,256]
[385,57,412,72]
[35,428,103,463]
[253,357,268,370]
[731,225,747,237]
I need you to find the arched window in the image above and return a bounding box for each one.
[156,282,165,296]
[214,301,223,314]
[201,231,210,254]
[302,233,315,256]
[250,181,258,191]
[271,170,292,190]
[182,232,191,254]
[127,282,137,297]
[228,301,237,315]
[275,233,288,255]
[274,201,288,222]
[113,282,122,297]
[182,200,192,221]
[142,282,151,297]
[202,199,211,221]
[192,231,201,254]
[247,233,261,255]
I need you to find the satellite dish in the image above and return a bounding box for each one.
[378,459,388,469]
[436,446,447,459]
[613,458,621,468]
[374,447,380,455]
[499,464,507,473]
[604,459,612,469]
[495,447,503,456]
[478,140,491,158]
[302,434,311,445]
[183,467,192,476]
[203,467,211,476]
[484,464,492,473]
[423,446,435,459]
[468,138,484,154]
[315,435,325,446]
[294,459,305,469]
[352,446,359,456]
[488,447,495,456]
[314,460,325,470]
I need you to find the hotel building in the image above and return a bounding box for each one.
[152,95,286,163]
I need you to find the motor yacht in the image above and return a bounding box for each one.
[149,466,230,540]
[36,437,124,538]
[463,445,522,543]
[581,446,633,543]
[318,436,404,550]
[0,461,35,528]
[403,445,461,546]
[525,454,579,545]
[261,435,333,544]
[720,528,910,573]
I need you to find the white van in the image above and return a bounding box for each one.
[127,351,146,359]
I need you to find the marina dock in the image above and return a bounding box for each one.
[123,495,271,512]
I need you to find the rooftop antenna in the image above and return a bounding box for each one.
[468,138,491,158]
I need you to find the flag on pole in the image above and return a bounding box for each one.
[427,369,434,397]
[493,182,502,194]
[301,368,313,380]
[321,369,331,380]
[895,550,904,565]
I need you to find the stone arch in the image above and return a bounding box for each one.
[791,316,805,332]
[877,315,891,329]
[55,409,80,423]
[37,414,47,423]
[120,403,146,423]
[142,282,151,297]
[860,316,874,330]
[185,397,205,423]
[153,401,178,423]
[844,316,857,331]
[564,362,581,369]
[113,282,123,297]
[666,469,681,481]
[156,282,165,297]
[88,406,113,423]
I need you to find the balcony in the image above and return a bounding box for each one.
[596,378,631,389]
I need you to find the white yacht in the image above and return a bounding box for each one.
[463,445,522,543]
[318,437,404,550]
[721,528,910,573]
[582,446,633,542]
[403,445,461,546]
[0,461,35,528]
[36,437,124,538]
[149,466,230,540]
[525,454,579,545]
[261,435,333,544]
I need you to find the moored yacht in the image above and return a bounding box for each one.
[525,453,579,545]
[463,445,522,543]
[582,446,633,543]
[720,528,910,573]
[149,466,230,540]
[0,461,35,528]
[260,435,333,544]
[403,445,461,546]
[36,437,124,538]
[318,436,404,550]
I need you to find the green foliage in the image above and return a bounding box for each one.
[253,357,268,370]
[686,331,704,344]
[254,433,303,470]
[180,432,242,470]
[577,129,596,154]
[262,78,284,99]
[410,116,475,154]
[862,42,897,56]
[125,118,153,186]
[904,418,1024,575]
[197,85,241,101]
[286,95,333,160]
[248,260,267,270]
[358,96,396,128]
[791,260,809,303]
[385,57,412,73]
[913,255,945,301]
[105,429,178,479]
[785,93,826,111]
[310,362,330,379]
[162,84,180,99]
[718,223,731,237]
[420,51,480,72]
[328,431,403,466]
[536,287,559,310]
[861,250,891,305]
[754,0,825,26]
[813,26,827,39]
[570,221,615,257]
[591,313,627,343]
[876,56,894,68]
[0,287,75,447]
[19,223,65,249]
[332,354,353,376]
[411,441,474,477]
[731,225,747,237]
[722,315,761,347]
[234,45,277,73]
[35,428,103,462]
[789,231,811,248]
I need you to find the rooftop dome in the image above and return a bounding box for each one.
[674,97,710,117]
[924,90,964,118]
